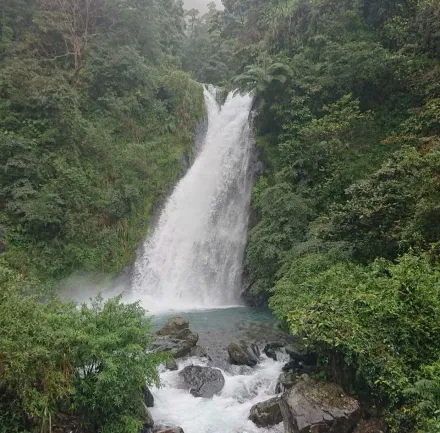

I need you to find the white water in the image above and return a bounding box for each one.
[132,88,255,312]
[151,355,286,433]
[131,89,284,433]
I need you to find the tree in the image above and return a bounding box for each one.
[233,62,292,96]
[186,8,200,35]
[35,0,104,87]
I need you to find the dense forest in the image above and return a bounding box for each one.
[0,0,204,431]
[1,0,440,432]
[211,0,440,432]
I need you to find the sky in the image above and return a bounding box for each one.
[183,0,223,13]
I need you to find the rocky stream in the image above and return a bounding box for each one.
[142,313,386,433]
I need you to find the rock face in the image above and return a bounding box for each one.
[179,365,225,398]
[241,283,270,307]
[279,376,361,433]
[249,397,283,427]
[152,316,199,358]
[143,386,154,408]
[275,371,298,394]
[227,341,260,366]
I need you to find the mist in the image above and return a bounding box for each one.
[183,0,223,13]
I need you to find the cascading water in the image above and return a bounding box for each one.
[132,87,255,311]
[59,87,288,433]
[151,356,285,433]
[130,90,287,433]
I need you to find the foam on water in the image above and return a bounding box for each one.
[151,356,285,433]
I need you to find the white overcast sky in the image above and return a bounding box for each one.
[183,0,223,13]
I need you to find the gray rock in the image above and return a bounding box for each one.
[241,285,269,307]
[179,365,225,398]
[285,345,317,365]
[250,343,260,359]
[282,359,315,375]
[284,345,307,362]
[264,342,285,361]
[165,358,178,371]
[141,403,154,428]
[279,375,361,433]
[249,397,283,427]
[143,386,154,408]
[275,371,298,394]
[157,317,189,336]
[227,341,259,366]
[189,345,210,359]
[152,325,199,359]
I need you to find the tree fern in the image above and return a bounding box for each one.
[233,62,292,96]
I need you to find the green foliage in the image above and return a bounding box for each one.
[406,359,440,433]
[322,145,440,262]
[0,262,162,433]
[70,297,162,433]
[271,252,440,428]
[0,0,205,281]
[233,62,292,96]
[213,0,440,431]
[180,4,235,85]
[246,181,313,292]
[0,3,204,430]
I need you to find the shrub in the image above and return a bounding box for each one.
[0,263,162,433]
[270,252,440,430]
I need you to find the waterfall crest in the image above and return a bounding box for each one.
[132,88,255,311]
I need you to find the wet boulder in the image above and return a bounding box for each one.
[143,386,154,408]
[264,342,284,361]
[282,359,315,376]
[227,341,260,366]
[179,365,225,398]
[152,317,199,358]
[157,317,189,336]
[151,334,198,358]
[279,375,361,433]
[249,397,283,427]
[189,345,210,359]
[285,345,317,365]
[275,371,298,394]
[165,358,178,371]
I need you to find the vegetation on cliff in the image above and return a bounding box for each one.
[0,0,205,283]
[0,0,204,431]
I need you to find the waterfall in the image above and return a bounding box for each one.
[132,87,255,312]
